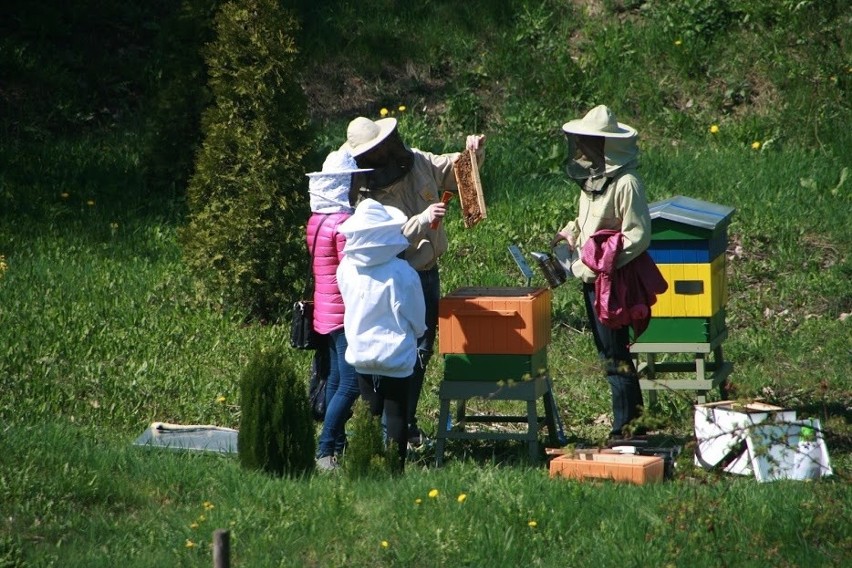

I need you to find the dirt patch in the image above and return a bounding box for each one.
[300,58,450,123]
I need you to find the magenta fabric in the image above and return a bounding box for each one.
[580,229,668,338]
[307,212,350,334]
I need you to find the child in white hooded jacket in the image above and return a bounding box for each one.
[337,198,426,470]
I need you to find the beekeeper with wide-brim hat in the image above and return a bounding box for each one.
[551,104,661,442]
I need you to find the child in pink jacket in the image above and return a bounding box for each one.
[306,150,371,472]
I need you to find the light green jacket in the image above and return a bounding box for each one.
[560,166,652,283]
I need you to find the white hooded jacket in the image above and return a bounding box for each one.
[337,199,427,378]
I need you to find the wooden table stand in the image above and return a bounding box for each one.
[630,331,733,405]
[434,376,559,466]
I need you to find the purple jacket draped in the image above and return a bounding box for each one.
[580,229,668,339]
[306,212,350,335]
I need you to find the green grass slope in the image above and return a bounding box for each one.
[0,0,850,565]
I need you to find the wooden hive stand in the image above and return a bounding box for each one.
[631,332,733,405]
[434,375,560,465]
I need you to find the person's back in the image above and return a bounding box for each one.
[337,198,426,470]
[305,149,372,472]
[337,199,426,377]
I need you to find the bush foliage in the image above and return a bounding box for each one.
[180,0,313,321]
[343,400,398,480]
[238,348,315,477]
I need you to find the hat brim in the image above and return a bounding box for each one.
[561,119,637,138]
[347,117,398,157]
[306,168,372,177]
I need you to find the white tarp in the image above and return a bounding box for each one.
[133,422,238,454]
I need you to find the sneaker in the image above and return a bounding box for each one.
[315,455,339,472]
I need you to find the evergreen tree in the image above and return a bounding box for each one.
[181,0,312,321]
[238,348,315,477]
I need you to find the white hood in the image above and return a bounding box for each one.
[338,198,410,267]
[306,149,372,214]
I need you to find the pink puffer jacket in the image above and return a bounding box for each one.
[307,212,350,334]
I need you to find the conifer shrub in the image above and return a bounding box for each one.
[238,348,315,477]
[180,0,313,321]
[343,400,399,479]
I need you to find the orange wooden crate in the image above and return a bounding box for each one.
[549,452,664,485]
[438,287,551,354]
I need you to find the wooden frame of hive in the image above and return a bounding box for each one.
[453,148,486,228]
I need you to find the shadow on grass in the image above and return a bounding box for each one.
[413,431,692,473]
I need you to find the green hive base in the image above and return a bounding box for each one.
[442,349,547,382]
[632,309,726,344]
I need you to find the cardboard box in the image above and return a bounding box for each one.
[694,400,797,474]
[549,452,665,485]
[745,418,833,482]
[438,287,551,354]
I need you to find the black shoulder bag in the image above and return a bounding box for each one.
[289,216,330,350]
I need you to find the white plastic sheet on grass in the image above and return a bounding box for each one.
[133,422,238,454]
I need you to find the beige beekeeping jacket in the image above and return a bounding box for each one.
[560,165,652,284]
[360,149,460,271]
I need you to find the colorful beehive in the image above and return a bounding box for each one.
[634,196,735,344]
[438,287,551,381]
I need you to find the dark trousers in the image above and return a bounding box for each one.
[582,282,643,435]
[407,265,440,431]
[359,374,409,470]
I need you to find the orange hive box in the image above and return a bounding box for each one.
[549,452,665,485]
[438,287,551,355]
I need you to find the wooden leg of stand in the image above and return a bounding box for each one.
[435,397,450,467]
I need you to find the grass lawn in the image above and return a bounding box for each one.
[1,1,850,565]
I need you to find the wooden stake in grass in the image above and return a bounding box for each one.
[213,529,230,568]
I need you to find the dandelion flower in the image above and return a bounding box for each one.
[709,125,720,134]
[203,501,215,511]
[674,39,682,46]
[197,515,206,522]
[216,395,227,404]
[528,520,538,528]
[398,105,406,112]
[87,199,95,206]
[380,108,389,117]
[457,493,467,503]
[190,522,199,529]
[0,256,7,275]
[415,498,422,505]
[751,141,761,150]
[428,489,439,498]
[381,540,389,549]
[185,539,196,548]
